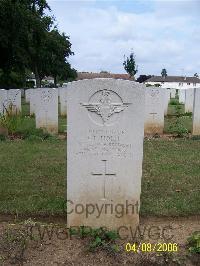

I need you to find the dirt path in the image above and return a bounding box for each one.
[0,215,199,266]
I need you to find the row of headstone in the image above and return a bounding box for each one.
[1,84,199,136]
[0,89,21,115]
[26,85,167,135]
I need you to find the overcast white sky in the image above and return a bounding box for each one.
[48,0,200,77]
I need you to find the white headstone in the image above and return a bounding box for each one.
[144,87,165,134]
[35,88,58,134]
[170,88,176,98]
[7,89,21,114]
[59,87,67,116]
[185,88,194,113]
[164,89,170,115]
[67,78,145,232]
[192,88,200,135]
[179,89,186,104]
[29,89,38,116]
[0,89,8,115]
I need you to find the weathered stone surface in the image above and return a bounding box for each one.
[185,88,194,113]
[7,89,21,114]
[170,88,176,98]
[192,88,200,135]
[144,87,165,134]
[179,89,186,104]
[67,78,145,232]
[0,89,8,115]
[35,88,58,134]
[164,88,171,115]
[59,87,67,116]
[29,89,38,116]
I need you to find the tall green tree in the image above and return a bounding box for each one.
[44,29,75,86]
[161,68,167,77]
[0,0,76,88]
[0,0,52,88]
[123,52,138,78]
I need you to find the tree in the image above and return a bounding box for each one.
[161,68,167,77]
[59,62,77,83]
[194,73,199,78]
[123,52,138,78]
[0,0,76,88]
[43,29,75,86]
[0,0,51,88]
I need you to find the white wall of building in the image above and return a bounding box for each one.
[145,81,198,90]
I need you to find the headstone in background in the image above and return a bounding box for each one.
[144,87,165,134]
[170,88,176,98]
[179,89,186,104]
[59,87,67,116]
[185,88,194,113]
[67,78,145,231]
[7,89,21,114]
[164,88,171,115]
[35,88,58,134]
[0,89,8,115]
[29,89,38,116]
[192,88,200,135]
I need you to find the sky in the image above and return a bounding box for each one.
[48,0,200,77]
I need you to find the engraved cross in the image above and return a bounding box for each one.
[91,160,116,200]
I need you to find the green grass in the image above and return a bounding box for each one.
[0,139,66,215]
[141,139,200,216]
[21,98,30,116]
[167,103,185,116]
[164,116,192,133]
[0,138,199,217]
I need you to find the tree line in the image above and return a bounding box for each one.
[0,0,77,89]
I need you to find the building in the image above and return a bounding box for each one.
[144,76,200,89]
[26,73,54,87]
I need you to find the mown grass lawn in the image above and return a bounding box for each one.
[0,138,199,217]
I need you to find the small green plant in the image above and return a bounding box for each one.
[70,226,119,253]
[174,105,182,117]
[0,105,23,135]
[187,231,200,254]
[168,118,188,137]
[182,111,192,117]
[0,134,7,141]
[18,127,51,140]
[0,105,54,140]
[170,99,179,105]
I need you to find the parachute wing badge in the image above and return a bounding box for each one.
[80,103,101,115]
[110,103,131,115]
